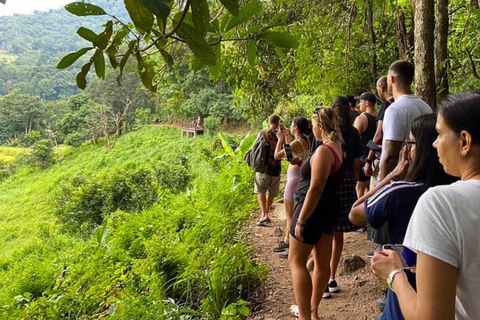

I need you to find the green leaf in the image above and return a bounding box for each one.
[176,23,216,66]
[93,33,109,50]
[0,0,6,4]
[57,47,92,69]
[247,40,257,66]
[65,2,106,16]
[218,132,235,158]
[236,133,255,155]
[159,49,173,66]
[76,62,92,89]
[219,0,239,16]
[259,31,298,48]
[225,0,262,32]
[208,44,221,78]
[117,41,136,85]
[95,223,109,246]
[93,50,106,80]
[136,53,157,91]
[77,27,97,42]
[106,45,118,69]
[238,306,250,317]
[191,0,210,36]
[191,57,204,71]
[140,0,170,21]
[124,0,154,33]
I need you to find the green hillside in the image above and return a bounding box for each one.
[0,126,264,319]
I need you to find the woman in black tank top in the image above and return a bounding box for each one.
[289,108,343,320]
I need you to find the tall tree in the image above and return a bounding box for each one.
[366,0,378,86]
[435,0,449,101]
[414,0,437,109]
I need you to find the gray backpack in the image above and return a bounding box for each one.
[244,130,270,173]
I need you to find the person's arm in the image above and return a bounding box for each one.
[294,146,333,241]
[372,250,457,320]
[380,140,403,180]
[274,131,285,160]
[353,158,361,182]
[373,120,383,145]
[354,114,367,136]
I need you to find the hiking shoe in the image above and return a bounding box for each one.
[328,279,340,293]
[273,240,289,252]
[376,297,386,312]
[278,249,289,259]
[322,286,332,299]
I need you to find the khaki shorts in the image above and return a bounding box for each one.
[254,172,281,197]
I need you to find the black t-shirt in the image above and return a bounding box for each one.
[359,113,377,157]
[377,97,394,121]
[341,127,362,170]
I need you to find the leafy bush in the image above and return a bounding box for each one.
[55,164,191,234]
[30,139,55,168]
[204,116,222,135]
[20,130,42,147]
[63,132,88,147]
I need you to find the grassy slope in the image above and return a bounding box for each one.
[0,126,194,256]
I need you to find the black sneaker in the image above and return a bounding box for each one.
[322,286,332,299]
[278,249,289,259]
[273,240,289,252]
[328,279,340,293]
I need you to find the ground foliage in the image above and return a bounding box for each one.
[0,126,265,319]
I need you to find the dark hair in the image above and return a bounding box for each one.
[331,96,354,134]
[345,95,357,109]
[438,91,480,146]
[269,114,280,125]
[404,113,457,188]
[293,116,311,135]
[377,75,387,89]
[389,60,414,89]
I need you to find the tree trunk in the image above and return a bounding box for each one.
[414,0,437,109]
[435,0,449,102]
[396,8,409,60]
[366,0,377,86]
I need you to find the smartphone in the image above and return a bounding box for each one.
[382,244,416,270]
[279,120,284,130]
[367,140,382,157]
[284,144,293,161]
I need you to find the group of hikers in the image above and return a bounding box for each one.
[248,60,480,320]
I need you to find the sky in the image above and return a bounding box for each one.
[0,0,72,16]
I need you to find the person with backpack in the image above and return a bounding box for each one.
[247,114,282,226]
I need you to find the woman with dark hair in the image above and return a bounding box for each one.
[350,113,457,319]
[274,117,311,258]
[289,108,343,320]
[325,96,362,297]
[371,91,480,319]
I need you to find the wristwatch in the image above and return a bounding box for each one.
[387,269,405,292]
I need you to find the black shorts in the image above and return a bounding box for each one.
[290,196,337,245]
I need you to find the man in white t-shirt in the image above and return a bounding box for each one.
[380,60,432,180]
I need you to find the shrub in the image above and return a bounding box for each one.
[20,130,42,147]
[204,116,222,135]
[30,139,55,168]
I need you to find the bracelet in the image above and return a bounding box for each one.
[387,269,405,292]
[296,221,306,227]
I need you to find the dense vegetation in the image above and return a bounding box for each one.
[0,126,264,319]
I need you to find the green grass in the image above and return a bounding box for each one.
[0,126,263,318]
[0,147,28,163]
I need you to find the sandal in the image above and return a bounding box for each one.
[256,220,270,227]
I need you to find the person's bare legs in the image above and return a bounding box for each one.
[356,181,369,198]
[257,193,268,221]
[329,231,343,281]
[266,194,274,220]
[284,199,294,240]
[289,236,314,320]
[311,234,333,320]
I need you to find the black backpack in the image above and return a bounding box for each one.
[244,130,270,173]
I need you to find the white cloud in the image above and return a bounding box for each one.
[0,0,72,16]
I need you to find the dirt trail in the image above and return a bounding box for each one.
[247,202,385,320]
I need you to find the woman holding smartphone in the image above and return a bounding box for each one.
[289,108,343,320]
[349,113,456,320]
[274,117,310,259]
[371,91,480,319]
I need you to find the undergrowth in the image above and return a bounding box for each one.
[0,126,266,319]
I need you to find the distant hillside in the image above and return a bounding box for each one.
[0,0,128,100]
